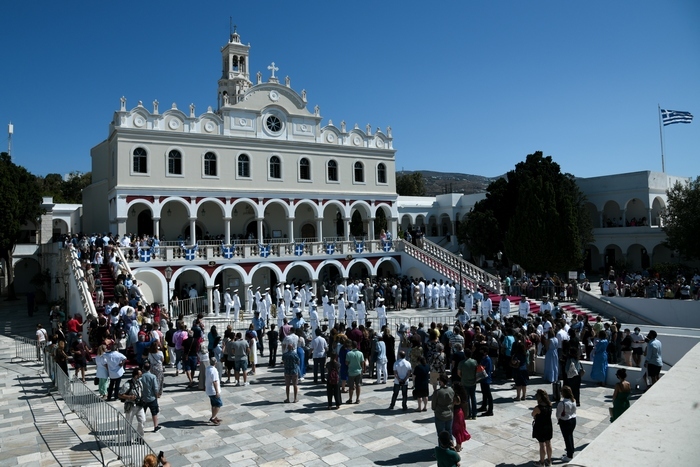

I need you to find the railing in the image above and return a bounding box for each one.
[12,335,40,362]
[174,296,209,317]
[66,245,98,320]
[121,238,398,265]
[44,349,156,466]
[399,239,502,293]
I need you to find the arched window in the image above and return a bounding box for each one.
[238,154,250,178]
[354,161,364,183]
[269,156,281,179]
[168,150,182,175]
[377,163,387,184]
[204,152,217,176]
[133,147,147,174]
[327,160,338,182]
[299,158,310,180]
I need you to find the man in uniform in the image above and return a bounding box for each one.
[518,293,530,319]
[232,289,241,322]
[223,288,233,319]
[284,284,292,311]
[212,284,221,316]
[246,285,254,313]
[498,292,511,322]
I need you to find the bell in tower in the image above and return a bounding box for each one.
[218,25,252,109]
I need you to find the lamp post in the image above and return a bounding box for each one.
[164,265,173,312]
[458,253,463,306]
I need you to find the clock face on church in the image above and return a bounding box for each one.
[266,115,282,133]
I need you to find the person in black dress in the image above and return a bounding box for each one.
[413,356,430,411]
[531,388,553,466]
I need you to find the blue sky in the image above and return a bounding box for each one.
[1,1,698,179]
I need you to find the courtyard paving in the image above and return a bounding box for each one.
[0,298,631,466]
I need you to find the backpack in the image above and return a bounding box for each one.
[328,364,339,385]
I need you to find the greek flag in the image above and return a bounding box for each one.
[325,243,335,255]
[354,241,365,254]
[180,242,198,261]
[259,244,270,258]
[382,240,393,252]
[138,247,151,263]
[221,241,234,259]
[661,109,693,126]
[294,243,305,256]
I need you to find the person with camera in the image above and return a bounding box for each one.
[120,367,146,441]
[388,350,412,410]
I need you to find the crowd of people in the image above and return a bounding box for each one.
[598,266,700,300]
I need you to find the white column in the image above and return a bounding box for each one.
[257,217,264,241]
[599,211,604,228]
[206,286,213,315]
[368,217,375,240]
[189,218,197,243]
[316,217,323,242]
[224,217,232,244]
[343,217,350,241]
[288,217,295,243]
[153,217,161,238]
[390,217,398,239]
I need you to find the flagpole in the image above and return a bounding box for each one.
[658,104,666,173]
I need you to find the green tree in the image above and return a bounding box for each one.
[396,172,426,196]
[38,171,91,203]
[458,151,592,272]
[0,153,44,299]
[661,176,700,260]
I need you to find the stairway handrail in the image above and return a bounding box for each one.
[65,245,98,319]
[410,239,502,293]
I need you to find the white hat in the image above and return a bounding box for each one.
[265,287,270,291]
[378,298,385,302]
[285,284,290,289]
[233,289,239,293]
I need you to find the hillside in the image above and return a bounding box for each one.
[398,170,501,196]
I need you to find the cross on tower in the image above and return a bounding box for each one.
[267,62,279,79]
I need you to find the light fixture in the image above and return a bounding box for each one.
[233,208,238,217]
[202,208,206,216]
[167,208,172,217]
[130,207,136,216]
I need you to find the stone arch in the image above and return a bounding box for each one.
[283,261,317,281]
[439,213,452,236]
[195,199,226,241]
[415,215,426,232]
[168,265,209,301]
[583,244,602,274]
[602,200,622,227]
[627,243,651,271]
[348,258,372,280]
[400,214,413,232]
[293,199,318,240]
[374,206,388,238]
[262,198,292,218]
[262,201,289,241]
[213,265,246,306]
[249,263,281,296]
[651,197,665,227]
[322,201,347,239]
[52,218,69,238]
[126,201,155,235]
[231,199,258,240]
[624,198,647,226]
[374,256,401,277]
[131,268,165,304]
[427,215,438,236]
[603,244,624,272]
[317,260,344,284]
[158,196,191,218]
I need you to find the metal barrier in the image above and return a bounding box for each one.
[43,349,156,466]
[176,296,209,316]
[12,335,40,363]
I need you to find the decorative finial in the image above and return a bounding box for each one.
[366,123,371,135]
[285,76,290,87]
[387,126,392,137]
[354,123,359,130]
[314,105,320,116]
[256,71,262,84]
[341,120,346,132]
[301,89,307,102]
[189,103,195,118]
[153,100,159,114]
[120,96,126,111]
[137,100,143,107]
[171,102,177,109]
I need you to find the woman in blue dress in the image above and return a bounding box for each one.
[591,330,608,386]
[543,329,559,383]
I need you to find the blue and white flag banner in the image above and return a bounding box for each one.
[325,243,336,255]
[221,241,234,259]
[354,241,365,254]
[382,240,393,252]
[259,243,271,258]
[138,246,151,263]
[661,109,693,126]
[180,242,198,261]
[294,243,305,256]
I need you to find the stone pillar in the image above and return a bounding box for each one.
[311,279,318,298]
[316,217,323,242]
[257,217,264,241]
[206,286,214,315]
[189,218,197,243]
[647,208,652,226]
[599,211,604,228]
[343,217,351,241]
[116,217,127,236]
[390,217,398,239]
[153,217,160,238]
[287,217,295,243]
[368,217,375,240]
[224,217,232,244]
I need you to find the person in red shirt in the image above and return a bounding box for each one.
[67,314,82,351]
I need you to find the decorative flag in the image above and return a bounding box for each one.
[661,109,693,126]
[259,244,270,258]
[325,243,335,255]
[221,241,234,259]
[382,240,393,252]
[138,247,151,263]
[294,243,305,256]
[180,242,198,261]
[354,240,365,254]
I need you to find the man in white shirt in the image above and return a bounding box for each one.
[246,286,254,313]
[212,284,221,316]
[283,284,292,311]
[425,282,433,308]
[223,288,233,318]
[376,298,387,330]
[540,296,553,316]
[309,303,320,333]
[205,357,223,425]
[498,292,511,321]
[518,294,530,319]
[346,301,356,325]
[338,295,346,324]
[439,280,447,308]
[448,283,456,311]
[325,297,336,329]
[388,350,412,410]
[473,288,484,316]
[431,281,439,308]
[311,329,329,383]
[418,280,426,308]
[483,294,493,320]
[232,289,241,322]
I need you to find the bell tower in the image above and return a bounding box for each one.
[218,25,252,109]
